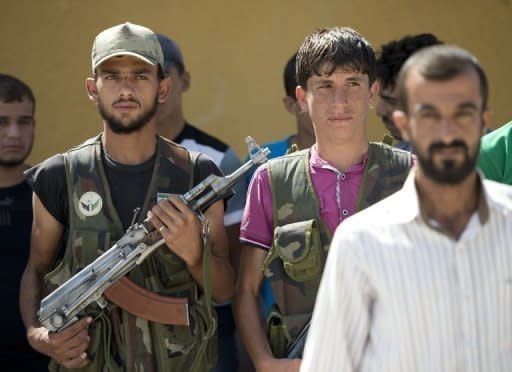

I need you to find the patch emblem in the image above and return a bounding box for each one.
[79,191,103,217]
[157,192,170,202]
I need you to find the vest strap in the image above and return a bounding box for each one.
[104,277,190,326]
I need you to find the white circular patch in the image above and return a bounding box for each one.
[78,191,103,217]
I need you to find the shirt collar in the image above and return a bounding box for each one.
[309,144,368,173]
[398,168,490,226]
[395,170,421,223]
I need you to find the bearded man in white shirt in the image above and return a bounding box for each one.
[300,45,512,372]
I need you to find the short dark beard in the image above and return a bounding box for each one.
[414,139,478,185]
[98,94,159,135]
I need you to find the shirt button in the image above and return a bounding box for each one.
[342,209,349,216]
[340,173,346,180]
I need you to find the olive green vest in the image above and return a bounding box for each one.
[44,134,217,372]
[263,142,412,356]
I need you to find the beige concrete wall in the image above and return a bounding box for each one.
[2,0,511,164]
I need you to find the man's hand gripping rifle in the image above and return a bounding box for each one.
[38,136,270,333]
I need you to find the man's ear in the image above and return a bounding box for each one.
[158,76,172,103]
[367,80,379,107]
[295,86,308,113]
[282,96,298,115]
[86,78,98,103]
[392,110,410,142]
[481,108,493,136]
[181,71,191,93]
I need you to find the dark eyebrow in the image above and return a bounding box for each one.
[312,77,333,85]
[132,68,152,75]
[0,115,33,120]
[414,103,438,112]
[98,69,119,75]
[415,102,480,113]
[457,102,479,111]
[379,93,396,100]
[346,76,364,82]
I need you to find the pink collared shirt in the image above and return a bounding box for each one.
[240,146,367,249]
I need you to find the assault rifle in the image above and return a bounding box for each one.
[38,136,270,332]
[286,320,310,359]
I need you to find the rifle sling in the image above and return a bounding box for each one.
[104,277,189,326]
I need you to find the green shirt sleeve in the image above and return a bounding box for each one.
[478,121,512,184]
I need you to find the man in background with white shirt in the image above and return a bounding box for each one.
[301,45,512,371]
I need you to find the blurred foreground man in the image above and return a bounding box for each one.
[301,45,512,372]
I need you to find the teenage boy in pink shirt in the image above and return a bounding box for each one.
[233,26,413,372]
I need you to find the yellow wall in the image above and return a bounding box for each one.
[2,0,511,164]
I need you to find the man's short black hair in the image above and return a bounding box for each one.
[396,45,489,113]
[284,53,298,99]
[0,74,35,114]
[296,27,376,88]
[377,33,443,90]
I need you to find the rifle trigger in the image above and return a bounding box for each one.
[197,213,209,240]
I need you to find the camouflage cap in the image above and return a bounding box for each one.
[91,22,164,73]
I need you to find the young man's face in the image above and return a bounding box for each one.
[376,84,402,140]
[296,64,377,146]
[394,69,488,184]
[89,55,169,134]
[0,98,34,167]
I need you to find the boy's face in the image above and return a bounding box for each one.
[296,64,377,146]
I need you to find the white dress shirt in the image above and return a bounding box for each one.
[300,171,512,372]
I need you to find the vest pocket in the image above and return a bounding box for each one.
[270,219,322,282]
[43,229,110,293]
[266,304,310,358]
[70,229,111,272]
[136,253,217,370]
[149,300,217,371]
[44,259,71,295]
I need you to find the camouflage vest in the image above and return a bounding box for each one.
[44,134,217,372]
[263,142,412,356]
